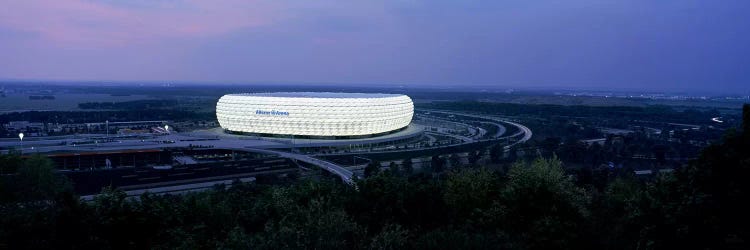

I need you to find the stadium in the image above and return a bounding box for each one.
[216,92,414,138]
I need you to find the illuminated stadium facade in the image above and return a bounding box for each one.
[216,92,414,138]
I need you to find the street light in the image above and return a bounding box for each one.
[164,125,170,133]
[18,132,24,154]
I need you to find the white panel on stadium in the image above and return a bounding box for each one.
[216,92,414,137]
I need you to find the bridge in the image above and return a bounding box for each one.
[242,148,355,185]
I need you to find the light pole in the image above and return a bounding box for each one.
[18,132,24,154]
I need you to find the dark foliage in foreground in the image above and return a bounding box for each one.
[1,105,748,249]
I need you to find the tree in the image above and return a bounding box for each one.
[414,228,502,249]
[449,154,462,169]
[430,156,445,173]
[218,226,253,249]
[351,173,410,232]
[469,150,483,165]
[0,152,22,175]
[90,186,157,248]
[368,224,408,250]
[556,139,587,164]
[506,147,518,162]
[364,162,381,178]
[15,154,72,201]
[489,144,503,163]
[499,157,590,249]
[444,168,499,218]
[252,198,364,249]
[652,144,668,164]
[592,177,645,249]
[401,158,414,176]
[631,108,750,249]
[388,162,399,176]
[0,153,24,202]
[743,103,750,136]
[540,137,562,157]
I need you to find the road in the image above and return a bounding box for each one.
[1,133,357,186]
[480,121,507,138]
[311,111,532,157]
[80,176,257,201]
[498,119,533,147]
[243,148,355,185]
[417,109,532,145]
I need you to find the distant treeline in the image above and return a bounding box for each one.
[0,110,215,124]
[425,101,722,124]
[78,100,179,110]
[28,95,55,100]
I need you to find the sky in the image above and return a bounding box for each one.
[1,0,749,93]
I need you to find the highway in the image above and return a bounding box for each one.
[498,119,533,147]
[243,148,355,185]
[417,109,533,145]
[309,111,532,157]
[479,121,507,138]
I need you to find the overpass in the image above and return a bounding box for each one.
[242,148,355,185]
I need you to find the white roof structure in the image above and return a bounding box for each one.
[216,92,414,137]
[229,92,402,98]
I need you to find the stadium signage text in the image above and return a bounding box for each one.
[255,110,290,116]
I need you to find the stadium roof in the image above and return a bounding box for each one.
[227,92,403,98]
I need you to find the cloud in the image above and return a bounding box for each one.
[0,0,279,47]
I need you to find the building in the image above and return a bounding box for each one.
[216,92,414,137]
[4,121,44,131]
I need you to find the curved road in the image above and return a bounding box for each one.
[243,148,355,185]
[310,110,532,157]
[418,109,532,145]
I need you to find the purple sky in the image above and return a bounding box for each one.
[1,0,749,92]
